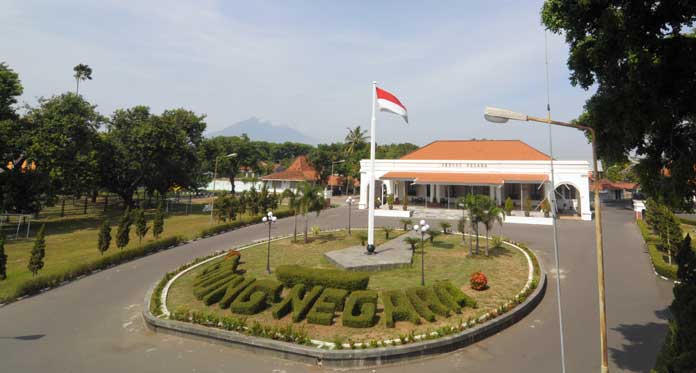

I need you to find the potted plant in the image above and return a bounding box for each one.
[387,194,395,210]
[523,196,532,217]
[402,197,408,211]
[541,198,551,218]
[504,197,514,216]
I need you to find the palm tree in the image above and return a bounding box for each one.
[400,218,413,231]
[297,182,324,243]
[463,194,487,255]
[481,199,504,256]
[344,126,368,155]
[282,189,298,242]
[73,64,93,94]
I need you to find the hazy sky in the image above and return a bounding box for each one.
[2,0,596,160]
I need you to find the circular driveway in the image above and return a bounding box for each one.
[0,203,673,372]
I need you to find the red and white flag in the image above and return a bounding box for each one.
[376,86,408,124]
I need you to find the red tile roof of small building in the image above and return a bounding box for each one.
[261,155,318,182]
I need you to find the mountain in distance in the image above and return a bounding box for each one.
[206,117,317,144]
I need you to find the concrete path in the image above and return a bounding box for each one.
[0,203,674,372]
[325,230,416,271]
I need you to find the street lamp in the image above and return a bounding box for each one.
[412,219,430,286]
[209,153,238,223]
[345,196,354,236]
[262,211,277,274]
[485,106,607,373]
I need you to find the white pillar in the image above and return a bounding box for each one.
[359,173,369,209]
[367,82,377,248]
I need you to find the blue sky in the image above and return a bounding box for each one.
[2,0,595,160]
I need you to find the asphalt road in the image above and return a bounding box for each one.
[0,202,674,372]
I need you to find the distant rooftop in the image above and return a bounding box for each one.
[399,140,551,161]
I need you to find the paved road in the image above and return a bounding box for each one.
[0,203,673,372]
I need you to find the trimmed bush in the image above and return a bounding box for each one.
[230,279,284,315]
[382,289,421,328]
[275,265,369,291]
[271,284,324,322]
[306,288,349,326]
[637,220,678,280]
[202,275,244,306]
[433,280,477,311]
[405,287,450,321]
[194,256,240,285]
[219,277,255,309]
[194,273,238,300]
[470,271,488,290]
[342,290,378,328]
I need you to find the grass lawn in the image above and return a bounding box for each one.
[167,230,530,341]
[0,202,249,302]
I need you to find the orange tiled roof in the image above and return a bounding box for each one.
[381,172,548,185]
[261,155,318,182]
[399,140,551,161]
[327,175,345,186]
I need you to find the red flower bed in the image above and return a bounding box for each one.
[470,271,488,291]
[225,250,241,259]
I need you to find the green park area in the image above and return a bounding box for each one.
[165,230,535,343]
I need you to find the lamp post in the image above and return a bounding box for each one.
[262,211,277,274]
[412,219,430,286]
[346,196,354,236]
[484,106,607,373]
[210,153,237,224]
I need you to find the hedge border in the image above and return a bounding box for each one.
[636,220,679,281]
[143,252,546,368]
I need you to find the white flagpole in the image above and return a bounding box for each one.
[367,81,377,253]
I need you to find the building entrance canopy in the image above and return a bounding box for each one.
[381,171,548,185]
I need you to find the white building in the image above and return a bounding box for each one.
[359,140,592,221]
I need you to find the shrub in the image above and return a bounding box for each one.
[540,198,551,217]
[230,279,283,315]
[194,256,240,286]
[439,222,452,234]
[470,272,488,290]
[491,235,504,250]
[306,288,349,326]
[504,197,514,216]
[382,289,421,328]
[271,284,324,321]
[428,229,441,243]
[387,194,394,210]
[382,226,394,239]
[637,220,678,280]
[523,196,531,217]
[357,232,368,246]
[275,265,369,291]
[219,277,255,309]
[194,273,238,300]
[433,280,477,311]
[405,287,450,321]
[400,218,413,231]
[203,276,244,306]
[342,290,378,328]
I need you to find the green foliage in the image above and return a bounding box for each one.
[433,280,477,311]
[275,265,370,291]
[523,196,531,216]
[306,288,349,325]
[219,277,255,310]
[382,289,421,328]
[194,273,238,300]
[540,198,551,217]
[382,226,394,239]
[356,231,368,246]
[403,236,419,251]
[541,0,696,210]
[72,63,93,94]
[386,194,394,209]
[342,290,378,328]
[134,208,149,246]
[97,219,111,256]
[202,276,243,306]
[311,225,321,236]
[439,222,452,234]
[229,279,283,315]
[153,201,165,239]
[491,235,504,250]
[0,234,7,280]
[115,208,133,249]
[427,229,440,243]
[296,182,325,243]
[271,284,324,322]
[504,197,514,216]
[28,224,46,276]
[405,287,450,322]
[400,218,413,231]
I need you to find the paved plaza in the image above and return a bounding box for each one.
[324,230,415,271]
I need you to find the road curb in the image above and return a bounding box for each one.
[142,244,547,368]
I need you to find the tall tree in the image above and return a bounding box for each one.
[97,220,111,256]
[344,126,368,155]
[200,135,260,193]
[73,64,93,94]
[135,208,149,246]
[654,234,696,372]
[28,224,46,277]
[542,1,696,209]
[0,233,7,280]
[481,198,504,256]
[282,189,299,242]
[296,182,324,243]
[116,208,133,249]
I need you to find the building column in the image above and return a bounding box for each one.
[359,175,369,209]
[496,186,502,205]
[520,184,524,210]
[489,185,495,202]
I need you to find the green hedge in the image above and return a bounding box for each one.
[678,216,696,226]
[433,280,477,312]
[14,235,184,300]
[230,279,283,315]
[306,288,348,326]
[275,265,370,291]
[203,276,244,306]
[382,289,421,328]
[194,256,240,286]
[271,284,324,322]
[219,277,255,309]
[193,273,238,300]
[637,220,678,280]
[405,287,450,321]
[342,290,378,328]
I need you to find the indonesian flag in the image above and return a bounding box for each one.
[376,86,408,124]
